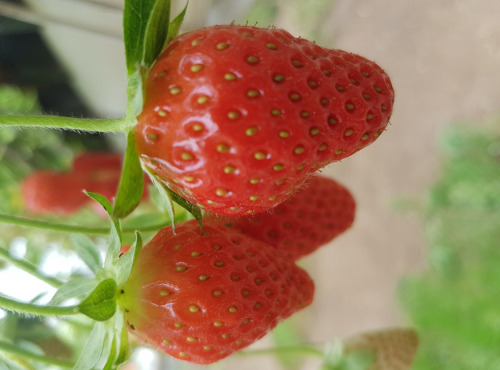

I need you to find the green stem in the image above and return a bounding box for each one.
[0,213,110,234]
[0,248,64,288]
[0,213,171,235]
[0,339,74,368]
[0,294,79,317]
[0,115,131,132]
[239,346,324,358]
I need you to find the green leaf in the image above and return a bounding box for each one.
[115,312,130,365]
[78,279,117,322]
[86,195,124,270]
[49,277,99,306]
[103,335,117,370]
[71,234,102,274]
[104,217,122,272]
[115,231,142,286]
[165,2,188,46]
[143,0,171,67]
[166,186,203,232]
[112,130,144,219]
[145,168,177,232]
[74,322,107,370]
[86,191,113,216]
[124,0,185,74]
[123,0,157,75]
[75,310,129,370]
[104,310,130,368]
[146,168,203,233]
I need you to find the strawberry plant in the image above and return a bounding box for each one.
[0,1,416,369]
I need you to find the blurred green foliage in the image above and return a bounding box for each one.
[0,85,72,213]
[243,0,335,43]
[400,122,500,369]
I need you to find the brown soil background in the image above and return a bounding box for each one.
[221,1,500,369]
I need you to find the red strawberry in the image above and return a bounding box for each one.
[135,25,394,216]
[21,152,150,217]
[73,151,151,205]
[72,152,123,204]
[21,171,88,215]
[117,219,314,364]
[72,151,123,182]
[207,175,355,260]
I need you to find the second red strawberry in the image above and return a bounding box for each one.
[206,175,356,260]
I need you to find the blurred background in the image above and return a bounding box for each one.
[1,0,499,369]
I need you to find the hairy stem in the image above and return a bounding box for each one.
[0,115,131,132]
[0,248,64,288]
[0,294,79,317]
[0,339,74,368]
[0,213,111,234]
[0,213,173,235]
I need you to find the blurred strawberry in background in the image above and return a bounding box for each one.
[21,151,150,216]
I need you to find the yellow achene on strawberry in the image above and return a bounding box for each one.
[135,25,394,216]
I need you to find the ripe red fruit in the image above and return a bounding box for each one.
[117,219,314,364]
[72,152,123,182]
[135,25,394,216]
[21,171,88,215]
[21,152,150,216]
[207,175,355,260]
[72,152,124,202]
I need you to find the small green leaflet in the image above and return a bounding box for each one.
[85,191,113,216]
[115,231,142,286]
[74,322,107,370]
[124,0,189,74]
[114,311,130,365]
[145,168,203,233]
[145,167,177,232]
[71,234,102,274]
[104,213,123,272]
[112,130,144,219]
[165,2,188,46]
[74,306,129,369]
[123,0,158,75]
[49,277,99,306]
[78,279,117,322]
[166,185,203,232]
[143,0,171,67]
[123,0,188,119]
[85,191,122,244]
[123,0,188,72]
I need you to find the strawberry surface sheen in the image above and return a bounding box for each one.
[135,25,394,216]
[118,220,314,364]
[207,175,356,260]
